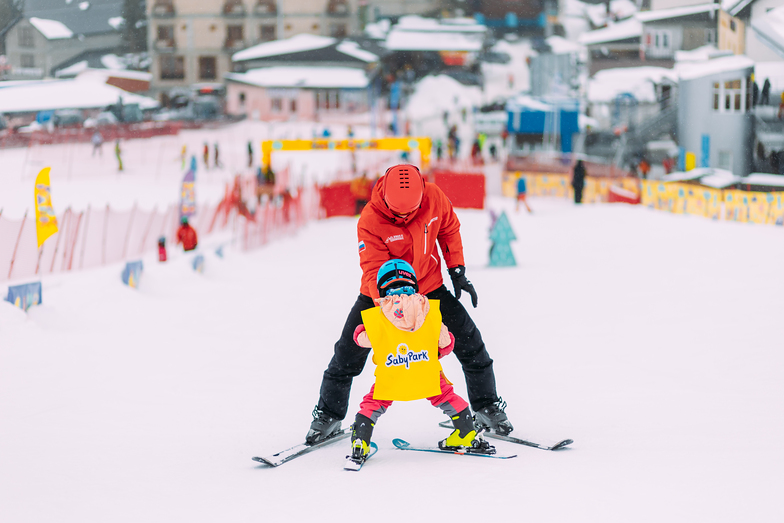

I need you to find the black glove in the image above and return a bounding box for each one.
[448,265,478,308]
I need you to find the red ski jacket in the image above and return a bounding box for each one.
[357,179,465,299]
[176,224,198,252]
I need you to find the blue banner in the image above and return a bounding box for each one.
[121,261,144,288]
[701,134,710,168]
[5,281,42,311]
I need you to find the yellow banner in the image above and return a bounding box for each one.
[34,167,58,248]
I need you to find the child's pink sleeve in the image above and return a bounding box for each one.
[353,324,372,348]
[438,324,455,358]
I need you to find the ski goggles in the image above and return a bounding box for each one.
[385,286,417,297]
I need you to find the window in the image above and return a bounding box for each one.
[20,54,35,68]
[157,25,175,41]
[713,78,748,114]
[19,26,34,48]
[290,99,296,112]
[199,56,216,80]
[239,92,246,106]
[704,28,716,44]
[316,90,340,110]
[227,25,244,43]
[255,0,277,14]
[647,29,673,58]
[718,150,733,170]
[160,55,185,80]
[329,23,347,38]
[260,24,276,42]
[271,98,282,112]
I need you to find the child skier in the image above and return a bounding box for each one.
[349,259,490,464]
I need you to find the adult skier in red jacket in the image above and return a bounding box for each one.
[306,164,513,444]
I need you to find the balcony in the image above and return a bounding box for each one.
[152,0,175,17]
[223,0,247,17]
[224,39,247,52]
[154,39,177,52]
[253,0,277,16]
[326,0,349,17]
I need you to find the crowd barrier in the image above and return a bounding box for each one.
[641,181,784,225]
[503,171,640,203]
[0,122,183,149]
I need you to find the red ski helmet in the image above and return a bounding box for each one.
[382,164,424,216]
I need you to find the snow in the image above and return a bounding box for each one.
[578,17,642,46]
[743,173,784,187]
[545,35,585,56]
[698,169,742,188]
[224,66,369,89]
[385,30,484,52]
[364,19,391,39]
[232,34,336,62]
[55,60,89,77]
[674,45,733,63]
[751,5,784,59]
[676,55,755,81]
[394,15,486,33]
[336,41,379,63]
[584,0,638,27]
[2,192,784,521]
[635,3,719,23]
[28,17,73,40]
[588,67,678,103]
[108,16,124,30]
[0,77,158,113]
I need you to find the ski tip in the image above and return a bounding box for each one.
[251,456,277,467]
[551,439,574,450]
[392,438,411,449]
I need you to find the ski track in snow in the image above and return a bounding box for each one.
[2,192,783,522]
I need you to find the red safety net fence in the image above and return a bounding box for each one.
[0,178,320,284]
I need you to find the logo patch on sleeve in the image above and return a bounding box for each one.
[358,240,366,253]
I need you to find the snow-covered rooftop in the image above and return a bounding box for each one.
[0,77,158,113]
[335,41,378,63]
[698,169,742,189]
[751,5,784,60]
[545,35,586,55]
[636,3,719,23]
[584,0,638,27]
[743,173,784,187]
[588,66,678,103]
[722,0,753,16]
[385,29,484,52]
[676,55,755,81]
[29,17,73,40]
[578,18,642,45]
[224,66,369,89]
[394,15,486,33]
[233,34,336,62]
[674,45,733,63]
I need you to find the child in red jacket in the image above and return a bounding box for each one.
[176,216,198,252]
[348,259,490,463]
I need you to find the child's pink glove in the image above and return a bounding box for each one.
[353,324,371,348]
[438,333,455,359]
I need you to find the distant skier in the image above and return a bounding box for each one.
[572,160,586,204]
[305,164,513,445]
[176,216,198,252]
[181,144,187,170]
[247,140,253,168]
[203,143,209,170]
[214,142,222,168]
[114,139,123,172]
[91,130,103,157]
[516,176,532,213]
[348,259,487,463]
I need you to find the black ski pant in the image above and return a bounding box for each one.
[316,285,498,420]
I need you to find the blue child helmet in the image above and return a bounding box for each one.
[376,259,418,297]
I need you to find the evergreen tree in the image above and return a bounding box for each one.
[0,0,24,55]
[121,0,148,53]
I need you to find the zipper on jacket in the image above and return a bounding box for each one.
[424,217,438,254]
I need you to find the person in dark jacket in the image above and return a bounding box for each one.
[176,216,198,251]
[572,160,586,204]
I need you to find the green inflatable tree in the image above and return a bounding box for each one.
[489,211,517,267]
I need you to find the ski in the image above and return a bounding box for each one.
[343,442,379,471]
[438,420,573,451]
[252,429,350,467]
[392,438,517,459]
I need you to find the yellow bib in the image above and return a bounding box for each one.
[361,301,443,401]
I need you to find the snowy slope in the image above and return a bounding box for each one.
[2,197,783,522]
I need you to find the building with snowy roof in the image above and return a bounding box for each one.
[224,65,371,121]
[1,0,123,80]
[506,95,581,154]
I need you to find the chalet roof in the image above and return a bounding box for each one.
[578,18,642,46]
[232,34,382,66]
[24,0,123,37]
[636,3,719,23]
[225,66,369,89]
[751,4,784,59]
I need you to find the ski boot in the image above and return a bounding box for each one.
[439,408,495,454]
[305,406,342,446]
[347,414,374,465]
[474,398,514,436]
